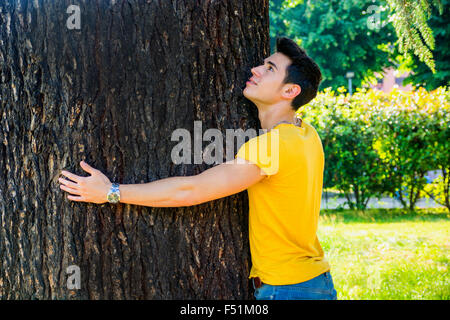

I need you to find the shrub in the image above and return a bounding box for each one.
[301,86,449,211]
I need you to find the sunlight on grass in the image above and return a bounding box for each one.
[318,209,450,300]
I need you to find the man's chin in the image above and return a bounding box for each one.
[243,87,254,100]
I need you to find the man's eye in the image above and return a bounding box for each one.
[268,66,274,71]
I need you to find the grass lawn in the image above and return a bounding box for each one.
[318,208,450,300]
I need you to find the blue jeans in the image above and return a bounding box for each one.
[253,272,338,300]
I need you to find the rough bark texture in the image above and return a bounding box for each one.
[0,0,269,299]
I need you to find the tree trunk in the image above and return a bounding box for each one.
[0,0,269,299]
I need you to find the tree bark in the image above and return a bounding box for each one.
[0,0,269,299]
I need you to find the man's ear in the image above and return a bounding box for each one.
[282,84,301,100]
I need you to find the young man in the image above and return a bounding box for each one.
[58,37,337,300]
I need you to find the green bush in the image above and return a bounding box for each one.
[302,86,450,211]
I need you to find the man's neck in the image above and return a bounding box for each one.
[256,102,297,130]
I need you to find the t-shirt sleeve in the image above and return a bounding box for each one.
[235,131,281,176]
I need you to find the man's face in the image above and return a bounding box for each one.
[243,52,292,106]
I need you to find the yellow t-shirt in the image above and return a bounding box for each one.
[235,122,330,285]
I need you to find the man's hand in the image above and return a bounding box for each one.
[59,161,112,204]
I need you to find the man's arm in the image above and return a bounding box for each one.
[59,159,265,206]
[119,158,265,207]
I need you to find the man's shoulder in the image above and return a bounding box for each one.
[239,122,322,152]
[277,121,321,142]
[277,122,324,159]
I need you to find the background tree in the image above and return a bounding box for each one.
[269,0,445,90]
[400,0,450,89]
[386,0,443,73]
[0,0,269,299]
[269,0,397,90]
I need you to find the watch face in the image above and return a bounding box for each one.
[108,193,119,203]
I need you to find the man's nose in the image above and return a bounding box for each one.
[251,66,261,77]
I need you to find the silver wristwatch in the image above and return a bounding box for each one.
[107,183,120,204]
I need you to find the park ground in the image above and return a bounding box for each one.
[318,208,449,300]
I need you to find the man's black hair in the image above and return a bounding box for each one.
[276,37,322,110]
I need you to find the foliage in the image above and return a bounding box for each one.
[400,0,450,90]
[303,88,387,210]
[269,0,445,90]
[302,86,450,211]
[369,87,450,209]
[386,0,443,73]
[424,173,450,211]
[421,88,450,210]
[269,0,397,90]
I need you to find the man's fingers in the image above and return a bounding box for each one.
[59,177,79,189]
[60,184,81,195]
[80,161,98,175]
[60,170,84,183]
[67,195,85,202]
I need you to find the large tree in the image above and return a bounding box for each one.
[0,0,269,299]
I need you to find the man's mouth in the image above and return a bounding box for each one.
[246,79,257,86]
